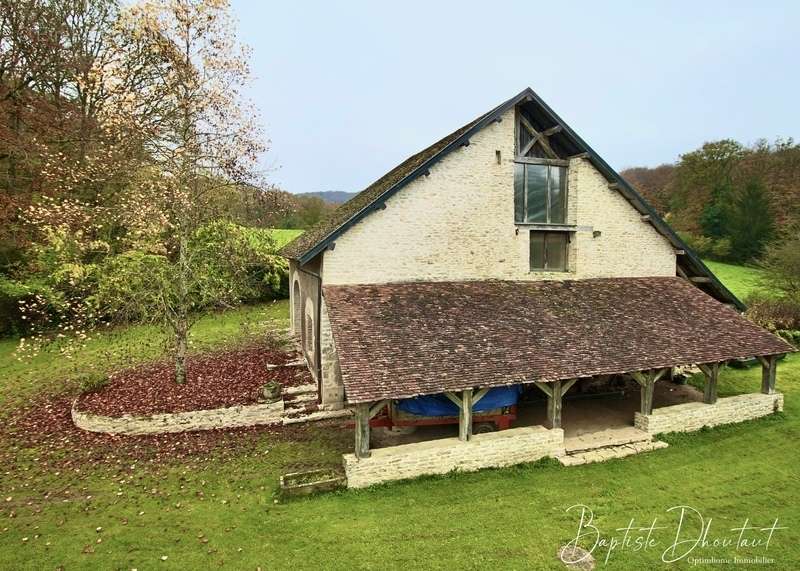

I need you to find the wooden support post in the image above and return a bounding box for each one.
[459,389,473,441]
[354,403,371,459]
[759,355,779,395]
[698,363,721,404]
[547,380,563,429]
[631,369,667,416]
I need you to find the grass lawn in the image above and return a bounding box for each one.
[268,228,304,248]
[703,259,767,301]
[1,268,799,569]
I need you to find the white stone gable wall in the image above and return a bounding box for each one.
[322,107,676,285]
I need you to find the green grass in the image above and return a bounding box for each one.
[703,259,766,300]
[267,228,303,248]
[1,265,799,569]
[0,301,290,411]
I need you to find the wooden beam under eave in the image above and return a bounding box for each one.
[690,276,712,283]
[541,125,562,137]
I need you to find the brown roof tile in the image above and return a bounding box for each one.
[323,278,794,403]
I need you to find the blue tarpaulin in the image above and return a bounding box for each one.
[396,386,521,417]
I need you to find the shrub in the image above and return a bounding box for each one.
[677,232,731,261]
[745,292,800,333]
[77,371,110,394]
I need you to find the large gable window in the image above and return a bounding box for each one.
[514,163,567,224]
[530,231,568,272]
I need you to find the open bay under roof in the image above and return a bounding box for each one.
[323,277,794,404]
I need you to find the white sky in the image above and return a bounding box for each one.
[230,0,800,194]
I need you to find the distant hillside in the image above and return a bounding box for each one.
[295,191,356,204]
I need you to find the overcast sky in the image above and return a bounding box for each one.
[230,0,800,195]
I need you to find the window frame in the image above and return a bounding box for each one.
[514,161,569,226]
[529,230,570,273]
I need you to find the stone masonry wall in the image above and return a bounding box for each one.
[343,425,564,489]
[322,107,676,285]
[634,392,783,434]
[319,297,344,408]
[72,399,284,436]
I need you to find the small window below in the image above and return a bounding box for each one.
[514,163,567,224]
[530,231,569,272]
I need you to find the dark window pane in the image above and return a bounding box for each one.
[525,165,548,223]
[549,166,567,224]
[529,231,545,270]
[544,233,568,271]
[514,163,525,223]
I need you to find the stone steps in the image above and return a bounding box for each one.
[564,426,652,454]
[283,408,352,425]
[558,440,668,466]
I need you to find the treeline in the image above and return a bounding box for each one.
[0,0,294,369]
[622,138,800,264]
[623,138,800,341]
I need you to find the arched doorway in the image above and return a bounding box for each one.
[292,280,302,337]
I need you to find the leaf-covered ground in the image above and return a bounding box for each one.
[77,342,307,416]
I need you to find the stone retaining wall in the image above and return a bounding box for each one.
[343,425,564,489]
[72,399,285,436]
[634,392,783,434]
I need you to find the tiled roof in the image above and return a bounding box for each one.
[323,278,794,403]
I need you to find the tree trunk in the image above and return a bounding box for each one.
[174,314,188,384]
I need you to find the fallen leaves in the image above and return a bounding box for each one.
[76,342,307,416]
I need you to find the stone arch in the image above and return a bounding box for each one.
[304,300,315,358]
[292,279,302,336]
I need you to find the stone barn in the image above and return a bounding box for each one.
[280,87,793,488]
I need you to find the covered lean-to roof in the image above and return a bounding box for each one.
[324,278,793,404]
[281,87,743,308]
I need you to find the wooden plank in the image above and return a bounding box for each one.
[562,378,579,393]
[690,276,712,283]
[444,392,463,408]
[701,362,720,404]
[515,156,570,166]
[535,134,560,160]
[518,114,539,138]
[569,152,590,159]
[640,376,655,416]
[629,371,647,387]
[608,182,620,191]
[541,125,563,136]
[354,403,371,459]
[761,355,778,394]
[547,380,563,429]
[472,387,490,406]
[533,382,553,398]
[519,137,538,157]
[459,389,473,441]
[368,399,388,419]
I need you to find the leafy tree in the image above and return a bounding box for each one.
[16,0,284,385]
[725,178,774,263]
[761,230,800,304]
